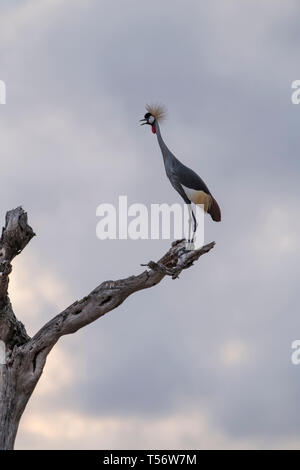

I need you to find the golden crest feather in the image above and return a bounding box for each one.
[145,103,167,122]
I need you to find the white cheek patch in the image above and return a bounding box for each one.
[148,115,155,124]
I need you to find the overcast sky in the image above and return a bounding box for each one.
[1,0,300,449]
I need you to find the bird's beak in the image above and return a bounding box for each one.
[139,118,147,125]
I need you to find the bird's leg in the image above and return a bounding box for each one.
[187,204,192,243]
[191,207,198,243]
[185,204,194,250]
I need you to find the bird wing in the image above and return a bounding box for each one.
[174,160,211,194]
[172,160,221,221]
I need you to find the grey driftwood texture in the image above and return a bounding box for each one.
[0,207,215,449]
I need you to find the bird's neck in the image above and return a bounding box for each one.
[155,121,172,164]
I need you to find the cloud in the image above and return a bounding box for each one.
[220,340,249,367]
[14,408,261,450]
[18,407,300,450]
[9,250,73,334]
[34,346,76,398]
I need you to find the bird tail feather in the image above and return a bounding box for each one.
[208,197,221,222]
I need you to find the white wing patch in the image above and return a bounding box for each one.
[182,184,212,212]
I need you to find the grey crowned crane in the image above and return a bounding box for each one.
[140,104,221,244]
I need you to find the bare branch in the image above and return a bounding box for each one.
[142,240,215,279]
[26,239,215,358]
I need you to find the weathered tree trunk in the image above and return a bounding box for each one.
[0,345,48,449]
[0,207,215,449]
[0,360,25,449]
[0,208,35,449]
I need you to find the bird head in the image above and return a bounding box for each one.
[140,104,167,134]
[140,112,156,133]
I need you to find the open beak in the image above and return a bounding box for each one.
[139,118,147,126]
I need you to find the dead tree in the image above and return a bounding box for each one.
[0,207,215,450]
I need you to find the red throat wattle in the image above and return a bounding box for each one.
[152,125,156,134]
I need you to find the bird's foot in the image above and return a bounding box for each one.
[185,240,195,251]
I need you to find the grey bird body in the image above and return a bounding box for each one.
[140,105,221,241]
[155,121,211,206]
